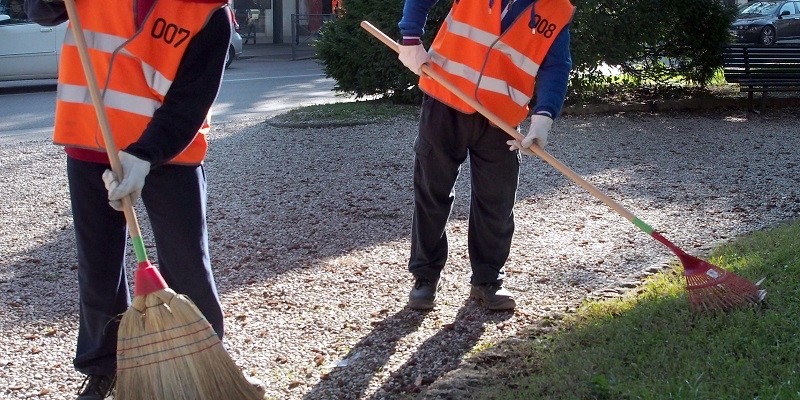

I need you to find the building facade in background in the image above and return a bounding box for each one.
[231,0,332,44]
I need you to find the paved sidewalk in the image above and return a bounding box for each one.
[239,42,317,61]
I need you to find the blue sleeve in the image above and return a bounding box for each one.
[399,0,439,37]
[532,25,572,119]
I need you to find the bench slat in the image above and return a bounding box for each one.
[721,44,800,110]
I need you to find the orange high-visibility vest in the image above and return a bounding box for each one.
[54,0,227,165]
[419,0,575,127]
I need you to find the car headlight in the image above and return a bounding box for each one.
[737,25,760,32]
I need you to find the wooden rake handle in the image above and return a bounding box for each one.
[64,0,148,254]
[360,21,654,234]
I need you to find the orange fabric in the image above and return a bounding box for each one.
[419,0,574,127]
[54,0,224,165]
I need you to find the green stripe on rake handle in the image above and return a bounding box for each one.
[632,217,655,235]
[632,217,684,256]
[131,235,149,264]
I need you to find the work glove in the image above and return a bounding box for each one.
[398,38,429,76]
[507,114,553,156]
[101,151,151,211]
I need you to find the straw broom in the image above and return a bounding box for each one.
[360,21,765,313]
[63,1,264,398]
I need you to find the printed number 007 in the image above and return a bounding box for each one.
[151,18,190,47]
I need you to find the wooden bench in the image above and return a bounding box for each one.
[722,44,800,113]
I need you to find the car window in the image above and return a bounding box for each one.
[780,2,797,15]
[740,2,781,16]
[0,0,29,24]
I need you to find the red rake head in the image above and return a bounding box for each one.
[680,253,764,313]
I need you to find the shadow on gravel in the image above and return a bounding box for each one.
[5,109,800,328]
[1,228,82,325]
[201,120,418,287]
[302,300,513,400]
[2,108,800,400]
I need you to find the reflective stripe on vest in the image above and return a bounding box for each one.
[428,49,532,108]
[54,0,225,165]
[58,84,161,117]
[419,0,574,127]
[62,31,174,97]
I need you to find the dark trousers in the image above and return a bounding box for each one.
[67,157,223,376]
[409,95,520,285]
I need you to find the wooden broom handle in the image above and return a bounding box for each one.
[64,0,143,238]
[360,21,641,226]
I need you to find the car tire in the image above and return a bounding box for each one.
[760,26,776,46]
[225,45,234,69]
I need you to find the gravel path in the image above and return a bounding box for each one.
[1,107,799,400]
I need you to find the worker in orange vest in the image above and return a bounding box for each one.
[24,0,264,398]
[398,0,574,311]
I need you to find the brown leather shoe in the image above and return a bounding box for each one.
[470,283,516,310]
[408,277,441,310]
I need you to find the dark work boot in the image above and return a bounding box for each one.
[408,277,441,310]
[76,374,115,400]
[470,283,516,311]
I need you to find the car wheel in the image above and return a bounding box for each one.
[760,26,776,46]
[225,45,234,69]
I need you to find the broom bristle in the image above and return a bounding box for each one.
[116,289,264,400]
[683,258,763,313]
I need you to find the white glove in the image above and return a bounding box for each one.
[102,151,151,211]
[398,43,430,76]
[507,114,553,155]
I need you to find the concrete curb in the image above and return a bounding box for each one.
[266,119,374,128]
[561,95,800,115]
[264,95,800,128]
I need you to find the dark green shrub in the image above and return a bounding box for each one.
[313,0,448,103]
[570,0,737,93]
[315,0,738,104]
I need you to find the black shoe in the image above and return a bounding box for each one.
[470,283,516,310]
[408,277,441,310]
[76,374,115,400]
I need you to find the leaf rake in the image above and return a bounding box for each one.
[360,20,764,313]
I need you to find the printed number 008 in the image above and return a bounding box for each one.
[531,15,557,38]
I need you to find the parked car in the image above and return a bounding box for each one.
[0,5,67,81]
[227,30,243,69]
[226,6,244,69]
[730,1,800,45]
[1,5,243,81]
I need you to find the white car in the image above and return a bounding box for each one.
[226,7,244,69]
[0,5,243,81]
[0,11,67,81]
[227,29,243,69]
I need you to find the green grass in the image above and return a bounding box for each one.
[266,83,740,127]
[267,100,419,126]
[471,220,800,400]
[268,99,798,398]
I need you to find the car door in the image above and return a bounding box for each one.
[787,1,800,38]
[774,1,800,41]
[0,4,61,81]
